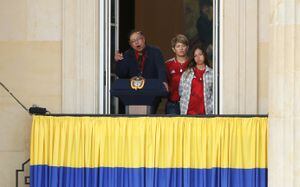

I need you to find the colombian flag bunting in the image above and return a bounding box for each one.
[30,116,268,187]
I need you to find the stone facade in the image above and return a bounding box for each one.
[1,0,299,186]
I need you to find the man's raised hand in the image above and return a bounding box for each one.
[114,51,124,61]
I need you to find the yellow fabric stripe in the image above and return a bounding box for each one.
[30,116,268,169]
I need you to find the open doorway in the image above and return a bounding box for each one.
[109,0,218,114]
[110,0,135,114]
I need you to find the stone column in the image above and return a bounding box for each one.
[220,0,258,114]
[268,0,300,186]
[62,0,99,113]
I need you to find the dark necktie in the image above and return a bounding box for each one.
[137,52,143,65]
[137,52,143,73]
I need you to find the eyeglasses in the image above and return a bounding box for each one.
[129,36,143,44]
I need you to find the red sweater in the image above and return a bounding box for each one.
[187,67,206,115]
[165,58,189,102]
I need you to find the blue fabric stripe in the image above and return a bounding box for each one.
[30,166,267,187]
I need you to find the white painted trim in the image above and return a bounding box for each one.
[105,0,111,114]
[115,0,119,51]
[219,0,224,114]
[99,0,105,114]
[213,0,220,114]
[114,0,120,114]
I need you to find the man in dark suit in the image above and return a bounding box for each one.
[115,31,167,84]
[114,30,168,113]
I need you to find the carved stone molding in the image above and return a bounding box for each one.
[62,0,99,113]
[220,0,258,114]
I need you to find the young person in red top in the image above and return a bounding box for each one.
[179,45,214,115]
[165,34,189,114]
